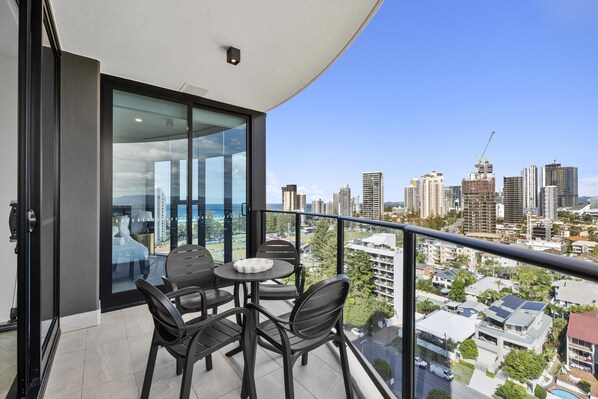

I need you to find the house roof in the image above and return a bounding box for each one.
[553,280,598,307]
[416,310,476,343]
[465,277,513,297]
[567,311,598,344]
[51,0,383,112]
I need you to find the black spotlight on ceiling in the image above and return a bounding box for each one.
[227,47,240,65]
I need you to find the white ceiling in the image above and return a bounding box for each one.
[50,0,382,112]
[0,0,18,59]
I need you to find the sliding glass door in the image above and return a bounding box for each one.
[101,81,249,306]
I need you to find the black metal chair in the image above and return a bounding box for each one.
[135,279,256,399]
[244,240,306,304]
[162,245,235,316]
[246,274,353,399]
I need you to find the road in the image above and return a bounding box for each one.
[352,337,489,399]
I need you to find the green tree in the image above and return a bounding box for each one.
[547,318,567,350]
[480,289,502,306]
[568,304,598,314]
[372,358,392,381]
[503,349,547,382]
[534,385,547,399]
[307,219,337,285]
[416,252,427,264]
[426,389,451,399]
[416,299,440,315]
[448,279,466,302]
[416,278,440,294]
[460,338,478,360]
[513,266,553,301]
[345,249,376,298]
[455,270,476,287]
[577,380,591,393]
[495,381,528,399]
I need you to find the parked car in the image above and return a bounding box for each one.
[350,328,364,338]
[414,356,428,368]
[430,362,453,381]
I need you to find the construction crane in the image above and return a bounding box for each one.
[475,131,495,175]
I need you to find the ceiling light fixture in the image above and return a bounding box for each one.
[135,118,142,122]
[227,47,240,65]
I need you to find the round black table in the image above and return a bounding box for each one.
[214,259,294,357]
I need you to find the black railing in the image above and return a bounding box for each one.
[257,209,598,399]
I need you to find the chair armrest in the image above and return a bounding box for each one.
[186,307,254,337]
[245,303,292,330]
[161,275,177,292]
[296,264,307,295]
[165,286,208,314]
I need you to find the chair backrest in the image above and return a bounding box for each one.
[135,279,186,344]
[256,240,299,267]
[165,245,215,290]
[289,274,350,340]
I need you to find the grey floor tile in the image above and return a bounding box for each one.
[0,330,17,397]
[218,368,316,399]
[128,332,175,373]
[190,350,243,399]
[44,349,85,399]
[81,374,138,399]
[82,338,134,388]
[134,360,199,399]
[221,343,280,380]
[57,330,87,355]
[51,391,82,399]
[122,305,154,338]
[292,354,348,399]
[85,310,127,347]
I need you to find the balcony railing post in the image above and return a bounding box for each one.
[295,212,301,261]
[337,218,345,275]
[402,230,416,399]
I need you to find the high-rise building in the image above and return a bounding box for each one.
[312,198,324,214]
[462,163,496,234]
[404,178,419,214]
[332,192,339,215]
[325,199,334,215]
[154,186,167,242]
[420,171,445,218]
[523,165,538,211]
[338,184,352,216]
[503,176,524,224]
[362,171,384,220]
[281,184,298,211]
[352,196,361,215]
[444,186,462,213]
[297,193,306,211]
[542,163,578,208]
[540,185,558,221]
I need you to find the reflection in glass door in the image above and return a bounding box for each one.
[192,109,247,263]
[111,90,187,294]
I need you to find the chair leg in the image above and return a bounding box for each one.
[179,357,195,399]
[205,354,213,371]
[140,343,159,399]
[301,353,308,366]
[338,339,354,399]
[176,358,183,375]
[282,350,295,399]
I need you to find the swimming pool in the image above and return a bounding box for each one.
[551,389,583,399]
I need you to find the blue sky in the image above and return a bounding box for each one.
[266,0,598,203]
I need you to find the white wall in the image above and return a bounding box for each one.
[0,54,18,318]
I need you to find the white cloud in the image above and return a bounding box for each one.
[266,170,281,203]
[580,176,598,197]
[298,185,326,202]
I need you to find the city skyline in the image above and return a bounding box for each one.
[265,1,598,203]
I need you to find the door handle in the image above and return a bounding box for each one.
[241,202,247,216]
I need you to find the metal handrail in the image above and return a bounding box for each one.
[257,208,598,399]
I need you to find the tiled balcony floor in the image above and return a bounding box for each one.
[45,294,353,399]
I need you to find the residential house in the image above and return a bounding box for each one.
[475,295,552,361]
[432,268,458,291]
[571,241,598,254]
[552,280,598,309]
[416,263,434,279]
[465,277,514,302]
[566,310,598,374]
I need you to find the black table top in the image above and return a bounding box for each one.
[214,259,294,282]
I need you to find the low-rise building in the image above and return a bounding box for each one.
[432,268,457,290]
[417,309,477,344]
[457,301,488,318]
[475,295,552,361]
[480,253,518,268]
[571,240,598,254]
[416,263,434,279]
[566,310,598,374]
[465,277,514,302]
[552,280,598,309]
[516,238,568,254]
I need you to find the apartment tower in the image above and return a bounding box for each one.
[362,171,384,220]
[523,165,538,211]
[297,193,307,211]
[420,171,445,218]
[444,185,462,212]
[503,176,524,224]
[462,163,496,234]
[540,186,558,221]
[338,184,352,216]
[404,178,420,214]
[542,163,579,208]
[281,184,298,211]
[311,198,324,214]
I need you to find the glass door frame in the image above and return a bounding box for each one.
[17,0,62,397]
[100,75,263,310]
